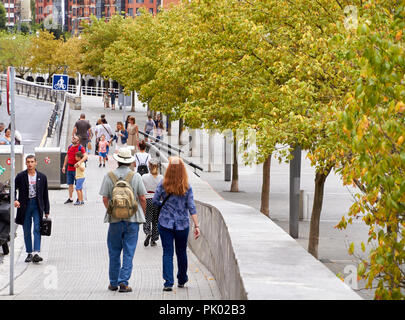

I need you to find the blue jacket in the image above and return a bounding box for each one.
[113,130,128,145]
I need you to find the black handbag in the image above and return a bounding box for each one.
[157,194,171,216]
[40,217,52,236]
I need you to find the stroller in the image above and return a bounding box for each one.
[0,182,11,255]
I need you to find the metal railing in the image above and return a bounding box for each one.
[139,130,203,176]
[0,75,58,102]
[55,93,67,146]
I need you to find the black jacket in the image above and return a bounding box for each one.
[15,170,50,225]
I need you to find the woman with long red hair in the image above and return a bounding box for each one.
[152,156,200,292]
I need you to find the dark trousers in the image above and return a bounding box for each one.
[158,224,189,287]
[143,199,159,241]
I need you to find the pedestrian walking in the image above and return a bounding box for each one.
[144,115,156,142]
[127,116,139,151]
[153,113,163,129]
[125,115,131,130]
[95,118,114,158]
[113,122,128,151]
[155,121,164,141]
[98,134,109,167]
[73,113,92,150]
[110,90,116,110]
[103,91,110,109]
[74,151,86,205]
[14,155,50,263]
[93,119,102,155]
[134,140,150,176]
[62,135,88,204]
[152,156,200,291]
[142,159,162,247]
[99,147,147,292]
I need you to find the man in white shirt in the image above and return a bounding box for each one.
[95,118,114,157]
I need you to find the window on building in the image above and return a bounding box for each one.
[128,0,133,3]
[149,0,153,3]
[128,8,133,16]
[149,8,153,14]
[136,0,144,3]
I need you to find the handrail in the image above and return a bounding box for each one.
[138,129,184,154]
[139,130,203,176]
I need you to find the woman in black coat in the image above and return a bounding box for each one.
[14,155,50,263]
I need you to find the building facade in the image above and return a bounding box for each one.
[34,0,178,33]
[1,0,21,27]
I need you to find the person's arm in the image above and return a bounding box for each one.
[139,195,146,216]
[72,125,77,137]
[14,174,20,208]
[62,153,68,173]
[75,147,88,167]
[152,183,163,207]
[191,214,200,239]
[102,196,109,209]
[187,187,200,239]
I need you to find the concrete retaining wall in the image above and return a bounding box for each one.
[153,146,361,300]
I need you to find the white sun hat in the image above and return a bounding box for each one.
[113,147,135,164]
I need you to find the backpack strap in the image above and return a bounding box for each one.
[108,171,118,185]
[125,171,135,184]
[144,154,150,165]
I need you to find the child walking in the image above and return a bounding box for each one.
[74,151,85,205]
[98,134,109,167]
[142,159,163,247]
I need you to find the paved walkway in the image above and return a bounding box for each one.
[0,96,220,300]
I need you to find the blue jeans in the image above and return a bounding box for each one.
[107,221,140,287]
[23,198,41,253]
[158,224,189,287]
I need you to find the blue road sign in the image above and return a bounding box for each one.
[52,74,68,91]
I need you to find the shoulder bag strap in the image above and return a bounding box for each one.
[102,124,112,137]
[160,194,172,210]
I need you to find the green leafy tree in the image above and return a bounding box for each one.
[0,33,33,77]
[80,14,130,89]
[0,2,6,30]
[336,1,405,300]
[29,30,64,83]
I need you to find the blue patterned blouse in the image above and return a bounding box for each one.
[152,181,197,230]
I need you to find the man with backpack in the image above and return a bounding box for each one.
[99,147,147,293]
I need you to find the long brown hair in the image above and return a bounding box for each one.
[163,157,188,196]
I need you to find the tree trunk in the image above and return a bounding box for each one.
[260,154,271,217]
[131,91,135,112]
[230,135,239,192]
[308,168,331,259]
